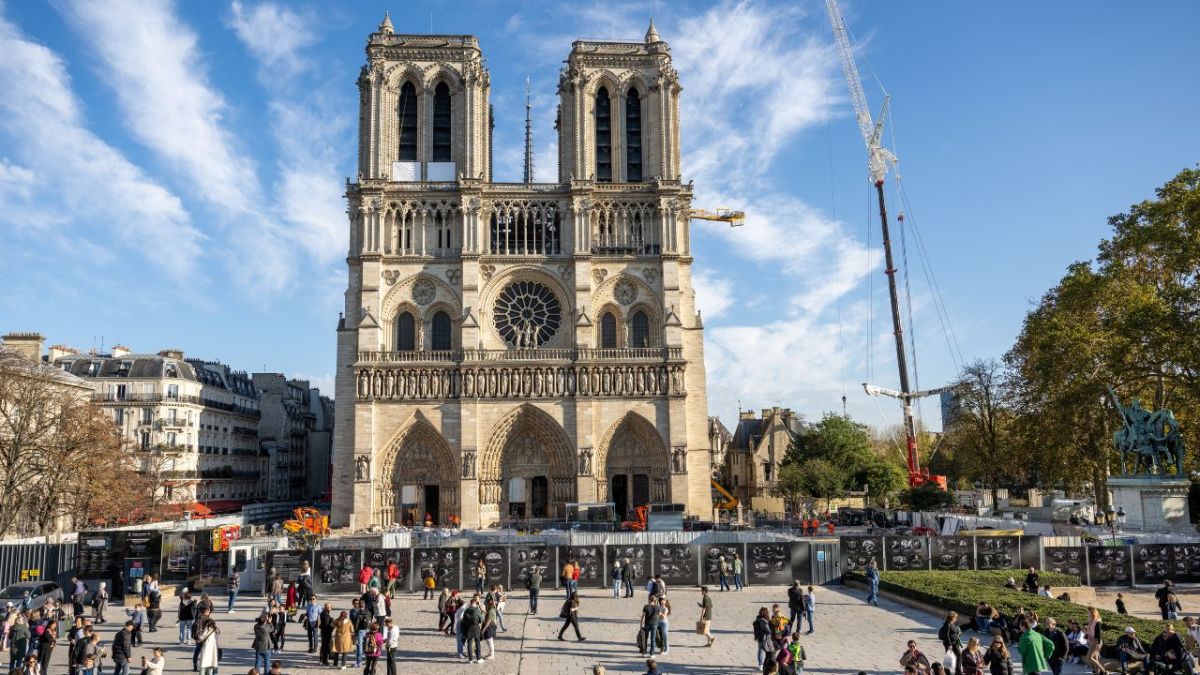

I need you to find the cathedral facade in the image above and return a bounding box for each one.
[331,16,712,529]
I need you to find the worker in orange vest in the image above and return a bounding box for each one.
[826,521,835,535]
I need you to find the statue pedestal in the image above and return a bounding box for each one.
[1108,476,1194,533]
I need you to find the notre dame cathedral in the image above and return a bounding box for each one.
[331,15,713,529]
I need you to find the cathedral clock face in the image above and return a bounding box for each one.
[493,280,563,348]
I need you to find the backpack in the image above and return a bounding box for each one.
[938,623,949,644]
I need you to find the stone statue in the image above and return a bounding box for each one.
[671,446,687,474]
[355,455,370,482]
[578,449,592,475]
[1110,387,1186,475]
[462,452,476,479]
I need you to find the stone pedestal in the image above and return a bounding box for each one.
[1108,476,1194,533]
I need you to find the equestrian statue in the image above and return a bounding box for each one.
[1109,387,1186,476]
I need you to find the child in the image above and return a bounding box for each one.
[1115,593,1128,615]
[128,603,146,647]
[80,655,97,675]
[1167,593,1181,620]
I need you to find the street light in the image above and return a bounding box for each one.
[1105,504,1116,544]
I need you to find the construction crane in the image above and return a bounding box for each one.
[825,0,949,489]
[690,208,744,227]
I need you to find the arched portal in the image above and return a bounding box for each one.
[480,405,576,521]
[597,413,670,520]
[375,415,459,527]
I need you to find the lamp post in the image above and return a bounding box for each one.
[1105,504,1116,544]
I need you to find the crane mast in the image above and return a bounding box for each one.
[825,0,945,488]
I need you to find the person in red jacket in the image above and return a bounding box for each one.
[358,565,374,594]
[385,560,400,597]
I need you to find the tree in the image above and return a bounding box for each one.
[942,359,1022,508]
[771,463,807,513]
[793,459,847,512]
[901,484,957,511]
[859,456,907,505]
[786,413,893,494]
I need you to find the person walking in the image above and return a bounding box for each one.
[304,596,320,653]
[622,558,636,598]
[177,592,195,645]
[787,582,804,635]
[351,599,370,668]
[35,619,56,672]
[557,593,585,642]
[385,560,400,598]
[718,556,731,592]
[422,569,436,600]
[733,553,745,591]
[270,601,287,652]
[8,615,30,673]
[1044,617,1068,675]
[358,564,374,595]
[983,638,1013,675]
[961,637,983,675]
[802,586,815,635]
[362,623,382,675]
[639,596,661,656]
[71,578,87,618]
[754,607,773,668]
[527,568,542,615]
[92,584,108,624]
[191,606,211,670]
[939,611,963,675]
[481,597,499,660]
[146,588,163,632]
[492,585,508,632]
[474,559,488,596]
[611,562,623,599]
[128,603,145,647]
[197,619,220,675]
[382,617,399,675]
[656,596,672,656]
[332,611,354,669]
[1084,607,1105,675]
[697,586,715,647]
[1018,620,1054,675]
[865,559,881,606]
[227,570,240,613]
[253,613,273,675]
[460,596,484,664]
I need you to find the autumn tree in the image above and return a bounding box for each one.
[941,359,1022,508]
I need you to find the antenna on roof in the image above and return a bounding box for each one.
[523,77,534,184]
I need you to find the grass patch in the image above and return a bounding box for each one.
[851,569,1170,647]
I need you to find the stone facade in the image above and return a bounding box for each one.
[332,18,712,529]
[723,407,803,513]
[253,374,323,502]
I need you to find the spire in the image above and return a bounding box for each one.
[645,18,661,43]
[523,77,534,184]
[378,11,394,35]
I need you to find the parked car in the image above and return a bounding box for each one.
[0,581,63,611]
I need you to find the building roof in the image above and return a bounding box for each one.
[188,360,258,398]
[54,352,199,381]
[729,408,803,450]
[0,347,93,390]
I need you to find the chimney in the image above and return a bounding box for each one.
[48,344,78,362]
[739,410,756,421]
[2,332,45,362]
[111,344,131,358]
[158,348,185,360]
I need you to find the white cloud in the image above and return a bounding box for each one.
[692,269,734,320]
[0,9,202,278]
[228,0,316,74]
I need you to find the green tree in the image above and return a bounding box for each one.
[942,359,1022,509]
[786,413,886,495]
[859,456,907,505]
[901,484,957,511]
[771,463,807,513]
[794,459,847,512]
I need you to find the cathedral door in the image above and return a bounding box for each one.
[424,485,440,524]
[611,474,629,519]
[531,476,549,518]
[632,474,650,508]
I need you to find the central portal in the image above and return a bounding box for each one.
[480,404,577,525]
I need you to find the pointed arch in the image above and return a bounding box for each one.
[479,404,576,519]
[595,86,612,182]
[625,87,642,182]
[374,412,459,526]
[600,311,618,349]
[596,412,671,509]
[432,81,452,162]
[630,310,650,348]
[398,81,418,161]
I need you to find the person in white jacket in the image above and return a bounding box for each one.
[197,619,221,675]
[142,648,166,675]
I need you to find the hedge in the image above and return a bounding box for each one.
[849,569,1171,648]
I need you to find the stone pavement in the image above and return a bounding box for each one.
[36,582,1092,674]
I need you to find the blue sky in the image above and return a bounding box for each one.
[1,1,1197,433]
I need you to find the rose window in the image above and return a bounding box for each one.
[494,281,562,348]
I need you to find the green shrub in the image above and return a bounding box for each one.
[849,569,1171,647]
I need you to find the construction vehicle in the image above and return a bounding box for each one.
[282,507,329,537]
[690,208,745,227]
[621,505,649,531]
[826,0,952,490]
[711,478,739,512]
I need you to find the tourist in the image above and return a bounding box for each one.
[718,556,731,592]
[773,633,796,675]
[561,559,576,598]
[1115,593,1128,615]
[285,582,298,620]
[453,594,469,658]
[369,588,388,626]
[8,615,30,673]
[481,596,499,660]
[35,619,55,671]
[612,562,623,598]
[697,586,715,647]
[961,637,983,675]
[1003,578,1018,590]
[656,595,672,655]
[622,557,636,598]
[492,585,508,632]
[178,592,196,645]
[1150,623,1186,673]
[644,659,662,675]
[528,566,542,614]
[332,610,354,669]
[474,559,488,596]
[1038,585,1051,599]
[787,581,805,634]
[754,607,774,668]
[70,578,86,618]
[304,595,320,653]
[227,569,241,613]
[865,559,881,606]
[557,593,585,642]
[24,653,39,675]
[319,603,335,666]
[1156,581,1176,620]
[92,584,108,624]
[191,605,213,670]
[770,605,789,644]
[127,603,145,647]
[460,596,484,663]
[787,632,807,675]
[1166,593,1182,620]
[649,573,668,601]
[938,611,963,675]
[358,563,374,594]
[983,637,1013,675]
[1117,626,1149,674]
[197,618,221,675]
[385,559,400,597]
[146,587,163,633]
[803,586,816,634]
[1043,617,1068,675]
[270,600,288,652]
[436,589,452,632]
[1065,621,1089,663]
[900,639,931,675]
[351,598,370,667]
[1023,567,1039,594]
[298,561,314,604]
[361,622,382,675]
[253,612,273,674]
[1186,617,1200,659]
[1084,607,1105,675]
[421,567,436,600]
[382,617,400,675]
[733,553,745,591]
[973,602,993,634]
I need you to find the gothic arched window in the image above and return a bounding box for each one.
[398,82,418,161]
[631,311,650,348]
[595,87,612,182]
[432,82,452,162]
[396,312,416,351]
[626,88,642,182]
[431,311,452,350]
[600,312,618,349]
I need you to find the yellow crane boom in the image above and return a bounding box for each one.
[690,208,744,227]
[711,478,740,511]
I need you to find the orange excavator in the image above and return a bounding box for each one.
[621,505,649,531]
[283,507,329,537]
[712,479,739,512]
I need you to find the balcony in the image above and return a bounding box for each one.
[358,347,682,364]
[155,418,193,430]
[94,392,201,404]
[231,426,257,438]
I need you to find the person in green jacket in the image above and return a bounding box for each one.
[1018,621,1055,675]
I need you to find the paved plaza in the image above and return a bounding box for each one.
[37,581,1147,674]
